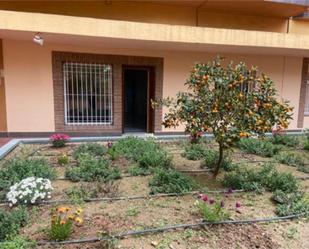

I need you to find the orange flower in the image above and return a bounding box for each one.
[60,220,66,225]
[57,207,66,213]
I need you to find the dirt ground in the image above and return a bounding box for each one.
[1,140,309,249]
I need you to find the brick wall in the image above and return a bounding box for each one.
[52,51,163,134]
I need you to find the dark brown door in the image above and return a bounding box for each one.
[122,66,155,133]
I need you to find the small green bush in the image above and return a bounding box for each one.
[238,138,282,157]
[0,158,56,191]
[73,143,106,160]
[149,168,198,194]
[65,154,121,182]
[222,163,299,193]
[195,199,230,222]
[275,152,305,167]
[272,190,309,216]
[0,236,35,249]
[111,137,172,175]
[128,165,152,176]
[0,208,28,241]
[270,135,299,147]
[304,141,309,151]
[57,154,69,166]
[302,129,309,150]
[181,143,207,160]
[200,149,235,172]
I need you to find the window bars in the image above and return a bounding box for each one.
[63,62,113,125]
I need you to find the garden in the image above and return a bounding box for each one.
[0,57,308,249]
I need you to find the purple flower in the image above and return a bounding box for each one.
[220,201,225,208]
[202,195,208,202]
[107,141,113,149]
[236,201,241,208]
[227,188,233,194]
[209,199,215,205]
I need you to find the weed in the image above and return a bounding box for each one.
[126,207,140,217]
[65,182,119,204]
[57,154,69,166]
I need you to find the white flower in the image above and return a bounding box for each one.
[6,177,53,206]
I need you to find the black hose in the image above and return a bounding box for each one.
[36,211,309,245]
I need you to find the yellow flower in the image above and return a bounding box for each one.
[76,208,83,215]
[68,215,75,220]
[75,217,83,224]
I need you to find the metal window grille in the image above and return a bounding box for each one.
[63,62,113,125]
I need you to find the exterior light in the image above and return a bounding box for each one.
[33,33,44,46]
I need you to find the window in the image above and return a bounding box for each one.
[63,62,113,125]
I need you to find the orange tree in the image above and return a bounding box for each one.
[154,57,293,177]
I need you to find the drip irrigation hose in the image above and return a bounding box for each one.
[36,211,309,246]
[0,189,245,206]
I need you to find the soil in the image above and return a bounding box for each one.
[2,140,309,249]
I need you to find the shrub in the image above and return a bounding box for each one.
[149,168,197,194]
[200,149,235,172]
[0,208,28,241]
[275,152,305,168]
[194,195,230,222]
[65,154,120,182]
[238,138,282,157]
[0,158,56,191]
[6,177,53,206]
[111,137,172,175]
[57,154,69,166]
[270,134,299,147]
[73,143,106,160]
[49,206,83,241]
[181,143,207,160]
[128,165,152,176]
[0,236,35,249]
[272,190,309,216]
[65,182,118,204]
[50,134,70,148]
[304,129,309,151]
[222,163,298,193]
[304,141,309,151]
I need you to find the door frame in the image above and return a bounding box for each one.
[122,65,155,133]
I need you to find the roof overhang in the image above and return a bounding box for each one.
[0,10,309,57]
[0,0,307,19]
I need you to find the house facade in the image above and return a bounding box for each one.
[0,0,309,137]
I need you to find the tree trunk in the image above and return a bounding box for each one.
[213,143,224,178]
